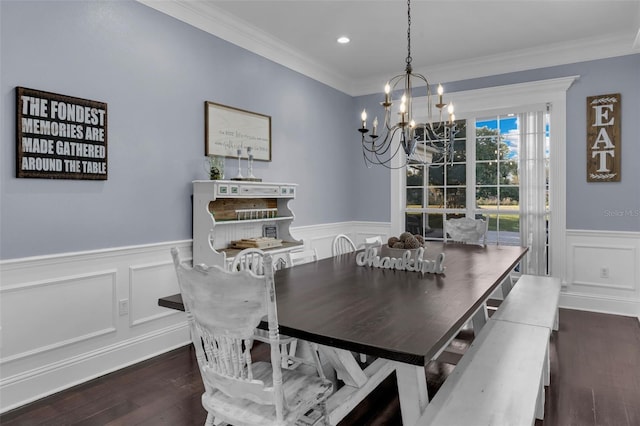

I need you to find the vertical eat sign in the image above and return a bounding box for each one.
[586,93,621,182]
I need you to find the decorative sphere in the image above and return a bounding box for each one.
[392,242,405,249]
[404,236,421,249]
[388,236,400,246]
[414,234,425,245]
[399,232,413,242]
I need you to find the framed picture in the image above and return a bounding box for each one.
[263,224,278,239]
[16,87,108,180]
[205,101,271,161]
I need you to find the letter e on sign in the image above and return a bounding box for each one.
[586,93,620,182]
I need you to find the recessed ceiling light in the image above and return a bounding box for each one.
[337,36,350,44]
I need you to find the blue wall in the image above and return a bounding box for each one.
[1,0,358,259]
[354,55,640,232]
[1,1,638,260]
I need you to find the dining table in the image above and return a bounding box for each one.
[159,241,528,425]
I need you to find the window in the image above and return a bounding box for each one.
[405,120,467,241]
[404,112,549,257]
[390,77,577,278]
[475,114,524,247]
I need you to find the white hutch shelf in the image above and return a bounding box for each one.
[192,180,303,268]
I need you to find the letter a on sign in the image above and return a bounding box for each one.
[586,93,620,182]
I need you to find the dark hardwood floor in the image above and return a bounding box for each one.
[2,308,639,426]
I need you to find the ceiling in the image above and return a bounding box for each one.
[141,0,640,96]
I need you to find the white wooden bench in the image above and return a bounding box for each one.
[491,274,562,331]
[416,319,550,426]
[416,275,562,426]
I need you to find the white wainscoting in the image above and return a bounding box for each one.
[0,221,391,413]
[0,241,193,413]
[561,230,640,318]
[291,221,391,259]
[2,225,636,413]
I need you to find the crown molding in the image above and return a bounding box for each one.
[352,31,638,97]
[138,0,352,93]
[138,1,639,97]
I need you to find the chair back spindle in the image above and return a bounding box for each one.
[332,234,356,256]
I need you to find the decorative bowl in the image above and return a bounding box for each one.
[379,244,425,259]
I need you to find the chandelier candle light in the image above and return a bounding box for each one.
[358,0,458,169]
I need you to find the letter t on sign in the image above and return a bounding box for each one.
[586,93,621,182]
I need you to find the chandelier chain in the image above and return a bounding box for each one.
[357,0,457,170]
[406,0,412,69]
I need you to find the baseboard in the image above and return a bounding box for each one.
[1,323,189,413]
[560,292,640,318]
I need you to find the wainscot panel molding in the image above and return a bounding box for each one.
[4,224,634,412]
[291,221,391,259]
[0,241,193,413]
[562,230,640,318]
[0,222,390,413]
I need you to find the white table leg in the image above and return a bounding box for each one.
[472,303,488,333]
[393,362,429,425]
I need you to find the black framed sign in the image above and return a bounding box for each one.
[16,87,108,180]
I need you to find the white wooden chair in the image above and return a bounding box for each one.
[171,248,333,426]
[358,235,383,251]
[444,217,488,246]
[332,234,356,256]
[230,248,265,274]
[287,248,318,266]
[364,235,383,246]
[230,248,300,367]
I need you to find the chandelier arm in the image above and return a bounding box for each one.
[361,128,412,170]
[363,127,398,156]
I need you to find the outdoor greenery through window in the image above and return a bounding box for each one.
[404,111,550,254]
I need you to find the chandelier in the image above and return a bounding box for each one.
[358,0,458,169]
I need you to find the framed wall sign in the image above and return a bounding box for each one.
[205,101,271,161]
[16,87,108,180]
[586,93,621,182]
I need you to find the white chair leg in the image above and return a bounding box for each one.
[206,413,218,425]
[553,309,559,331]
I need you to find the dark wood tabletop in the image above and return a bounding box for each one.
[159,242,527,366]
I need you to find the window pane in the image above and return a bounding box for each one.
[446,187,466,208]
[405,212,423,236]
[454,120,467,139]
[499,186,519,207]
[500,160,519,185]
[428,166,444,186]
[498,213,520,246]
[405,212,448,241]
[476,162,498,185]
[483,213,521,246]
[407,164,423,185]
[446,164,466,185]
[477,186,497,206]
[476,128,499,160]
[406,188,423,208]
[424,213,444,240]
[428,187,444,208]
